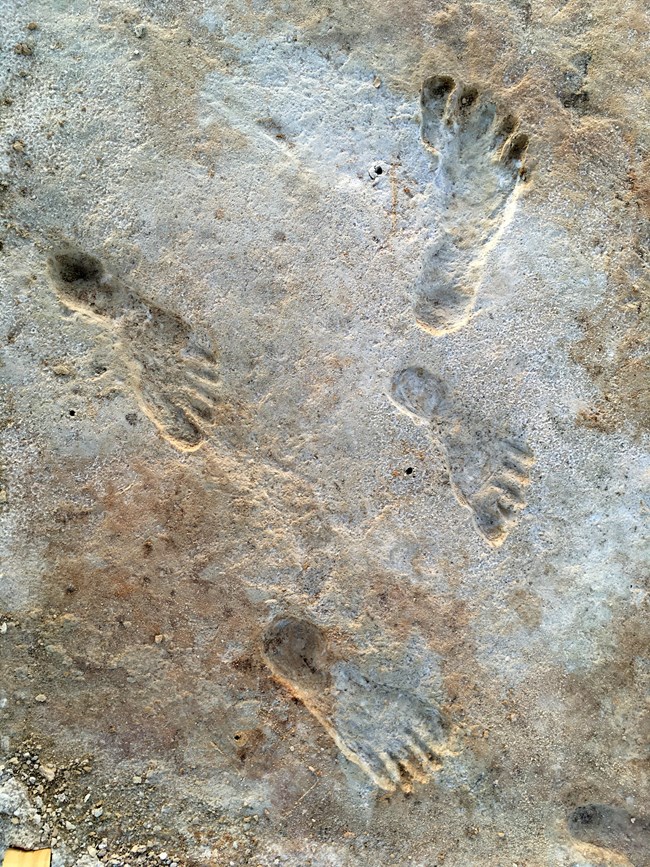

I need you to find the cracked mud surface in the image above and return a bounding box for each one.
[0,0,648,865]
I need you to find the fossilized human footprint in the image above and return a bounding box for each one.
[262,616,451,793]
[48,245,220,451]
[389,366,534,546]
[415,74,530,335]
[568,804,650,867]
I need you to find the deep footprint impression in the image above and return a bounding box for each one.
[390,366,534,546]
[48,245,220,451]
[568,804,650,867]
[262,616,451,793]
[415,74,530,335]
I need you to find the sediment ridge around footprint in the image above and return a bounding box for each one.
[389,365,534,547]
[415,74,530,335]
[262,616,452,793]
[48,244,221,451]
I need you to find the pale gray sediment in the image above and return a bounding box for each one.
[0,1,648,865]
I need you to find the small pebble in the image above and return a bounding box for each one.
[40,765,56,781]
[35,694,47,703]
[52,364,73,376]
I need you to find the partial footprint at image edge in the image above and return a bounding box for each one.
[568,804,650,867]
[262,615,453,793]
[47,245,221,452]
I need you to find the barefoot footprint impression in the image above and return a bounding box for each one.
[415,75,530,335]
[390,366,534,547]
[48,246,220,451]
[262,616,452,793]
[568,804,650,867]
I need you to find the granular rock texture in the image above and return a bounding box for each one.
[0,0,648,865]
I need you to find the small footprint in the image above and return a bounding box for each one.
[262,616,451,793]
[568,804,650,867]
[48,245,220,451]
[389,366,534,547]
[415,75,530,335]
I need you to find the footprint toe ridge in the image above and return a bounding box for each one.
[472,508,509,546]
[451,84,480,122]
[185,358,220,383]
[501,131,530,178]
[492,113,519,150]
[136,380,207,451]
[180,388,218,423]
[395,746,429,785]
[493,477,527,509]
[405,731,444,774]
[350,746,398,792]
[469,469,530,545]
